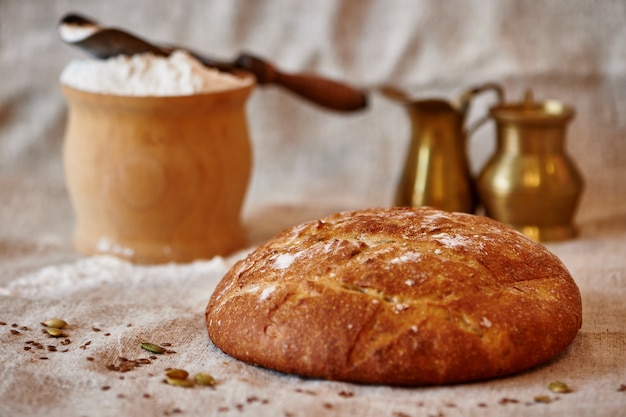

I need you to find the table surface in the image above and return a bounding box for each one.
[1,178,625,417]
[2,2,626,415]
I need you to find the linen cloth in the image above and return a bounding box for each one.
[1,1,625,416]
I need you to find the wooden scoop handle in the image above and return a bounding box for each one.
[235,53,367,112]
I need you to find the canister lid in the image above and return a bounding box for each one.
[490,90,574,124]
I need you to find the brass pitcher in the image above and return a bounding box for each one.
[477,91,584,242]
[382,83,504,213]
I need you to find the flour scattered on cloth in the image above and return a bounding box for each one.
[0,254,239,308]
[60,50,250,96]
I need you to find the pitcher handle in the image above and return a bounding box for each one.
[459,82,505,137]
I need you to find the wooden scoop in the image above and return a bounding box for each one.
[58,13,367,112]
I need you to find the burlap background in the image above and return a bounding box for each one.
[1,1,625,416]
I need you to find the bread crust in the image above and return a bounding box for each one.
[206,207,582,385]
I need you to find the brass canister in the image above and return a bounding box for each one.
[477,92,584,242]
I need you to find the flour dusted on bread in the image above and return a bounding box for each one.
[205,207,582,385]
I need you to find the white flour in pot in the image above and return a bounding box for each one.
[60,50,250,96]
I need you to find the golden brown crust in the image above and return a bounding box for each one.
[205,207,582,385]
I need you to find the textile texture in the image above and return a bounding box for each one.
[1,1,625,416]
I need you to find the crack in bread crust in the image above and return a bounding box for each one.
[206,207,582,385]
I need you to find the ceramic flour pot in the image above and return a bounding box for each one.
[62,72,254,263]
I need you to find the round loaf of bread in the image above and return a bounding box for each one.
[205,207,582,385]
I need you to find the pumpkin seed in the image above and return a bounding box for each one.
[140,342,165,354]
[549,381,571,393]
[534,395,552,403]
[165,377,194,388]
[44,318,68,329]
[165,368,189,380]
[194,372,217,386]
[46,327,65,337]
